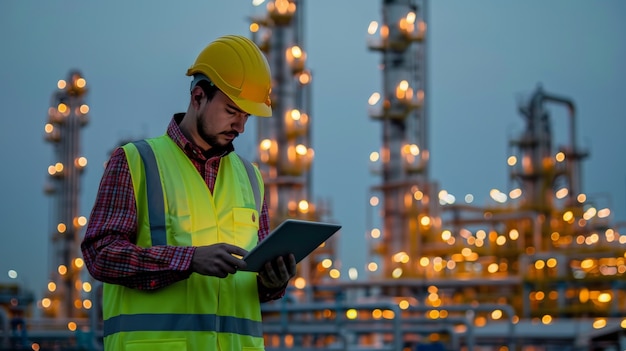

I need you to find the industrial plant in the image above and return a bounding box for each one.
[1,1,624,350]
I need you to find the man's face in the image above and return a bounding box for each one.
[196,90,250,151]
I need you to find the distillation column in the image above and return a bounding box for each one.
[42,70,90,319]
[367,0,436,281]
[250,0,338,296]
[251,0,314,227]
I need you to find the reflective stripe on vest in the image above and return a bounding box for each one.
[133,140,166,246]
[103,313,263,338]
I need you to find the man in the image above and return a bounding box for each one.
[81,34,297,350]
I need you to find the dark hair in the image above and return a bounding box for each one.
[195,79,219,101]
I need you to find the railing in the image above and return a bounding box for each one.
[260,299,518,350]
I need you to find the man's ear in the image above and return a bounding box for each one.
[191,86,204,109]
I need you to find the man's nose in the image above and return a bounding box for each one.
[232,114,248,133]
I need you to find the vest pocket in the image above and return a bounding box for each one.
[125,338,186,351]
[232,208,260,250]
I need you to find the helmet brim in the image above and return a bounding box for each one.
[229,94,272,117]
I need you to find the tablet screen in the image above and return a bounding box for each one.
[241,219,341,272]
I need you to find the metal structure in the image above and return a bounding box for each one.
[41,70,92,321]
[365,0,440,283]
[249,0,339,300]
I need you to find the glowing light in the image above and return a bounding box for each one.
[581,259,594,270]
[294,277,306,289]
[542,315,552,324]
[487,263,499,273]
[592,319,607,329]
[577,193,587,203]
[489,189,507,203]
[348,267,358,280]
[393,252,409,263]
[367,21,378,35]
[369,151,380,162]
[535,260,545,269]
[367,262,378,271]
[57,80,67,89]
[496,236,506,246]
[329,269,340,279]
[57,223,67,233]
[82,282,92,292]
[76,157,88,168]
[252,0,265,6]
[507,190,522,202]
[83,300,93,309]
[346,309,358,320]
[297,200,309,213]
[44,123,54,133]
[546,258,557,268]
[555,152,566,162]
[249,23,260,32]
[8,270,17,279]
[368,92,381,105]
[563,211,574,222]
[420,216,431,226]
[507,155,517,166]
[398,300,410,310]
[77,216,88,226]
[55,162,64,172]
[597,208,611,218]
[74,258,84,269]
[598,293,612,303]
[391,268,403,278]
[68,322,77,331]
[48,282,56,292]
[298,71,311,85]
[295,144,307,156]
[491,310,503,320]
[58,265,67,275]
[555,188,569,199]
[441,230,452,241]
[290,46,302,59]
[464,194,474,203]
[260,139,272,150]
[370,228,381,239]
[321,259,332,269]
[509,229,519,240]
[382,310,395,319]
[79,104,89,114]
[41,298,51,308]
[75,78,86,88]
[369,196,379,206]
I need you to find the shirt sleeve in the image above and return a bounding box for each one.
[80,147,196,290]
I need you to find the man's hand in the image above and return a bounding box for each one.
[191,243,248,278]
[258,254,297,289]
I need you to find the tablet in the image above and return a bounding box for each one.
[242,219,341,272]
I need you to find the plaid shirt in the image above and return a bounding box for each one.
[81,114,282,300]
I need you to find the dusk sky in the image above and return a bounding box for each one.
[1,1,625,300]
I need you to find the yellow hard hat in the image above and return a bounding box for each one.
[186,35,272,117]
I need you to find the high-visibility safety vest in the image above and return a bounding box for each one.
[103,135,266,351]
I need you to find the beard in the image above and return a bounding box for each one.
[196,112,236,153]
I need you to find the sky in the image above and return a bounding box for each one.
[1,1,625,300]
